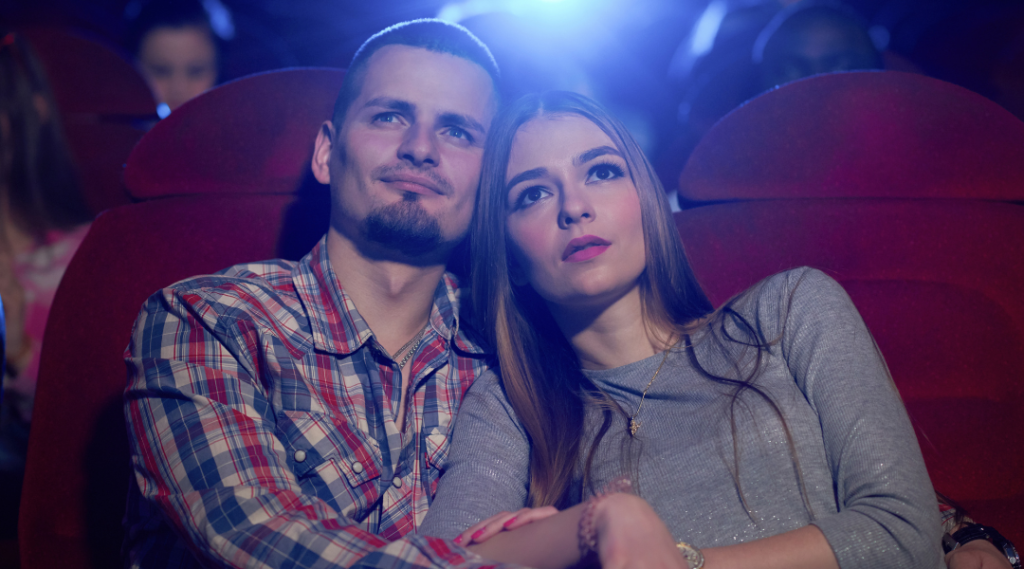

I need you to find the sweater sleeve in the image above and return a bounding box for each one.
[774,268,943,569]
[419,371,532,539]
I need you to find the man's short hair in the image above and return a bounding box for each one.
[332,19,500,127]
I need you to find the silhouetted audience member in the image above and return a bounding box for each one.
[753,1,882,92]
[660,0,882,194]
[0,28,93,541]
[125,0,231,113]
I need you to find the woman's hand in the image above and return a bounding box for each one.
[946,540,1014,569]
[456,506,559,545]
[593,493,689,569]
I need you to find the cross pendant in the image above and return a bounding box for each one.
[629,418,640,437]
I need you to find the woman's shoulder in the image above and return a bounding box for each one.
[463,367,519,417]
[723,267,856,336]
[754,266,839,296]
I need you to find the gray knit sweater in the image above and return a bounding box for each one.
[420,268,943,569]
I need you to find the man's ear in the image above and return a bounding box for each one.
[311,121,335,185]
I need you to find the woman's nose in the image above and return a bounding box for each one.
[558,186,594,228]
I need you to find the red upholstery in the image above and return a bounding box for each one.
[676,71,1024,545]
[22,28,157,215]
[125,68,347,198]
[19,68,343,569]
[679,71,1024,202]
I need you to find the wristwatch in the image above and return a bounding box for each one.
[942,523,1021,569]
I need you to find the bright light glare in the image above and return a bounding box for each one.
[438,0,585,23]
[690,0,726,57]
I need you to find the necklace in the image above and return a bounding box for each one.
[390,327,423,361]
[393,324,428,372]
[629,346,672,437]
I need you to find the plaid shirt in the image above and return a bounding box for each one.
[124,238,505,569]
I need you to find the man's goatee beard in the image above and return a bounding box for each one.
[362,196,443,257]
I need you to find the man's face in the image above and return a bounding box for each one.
[314,45,497,261]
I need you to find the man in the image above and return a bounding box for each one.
[124,20,506,568]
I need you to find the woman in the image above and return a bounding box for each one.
[419,90,944,569]
[125,0,228,113]
[1,29,92,537]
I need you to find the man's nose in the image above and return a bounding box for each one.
[558,185,595,229]
[397,123,439,167]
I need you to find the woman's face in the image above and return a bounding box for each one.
[137,25,217,111]
[504,114,646,309]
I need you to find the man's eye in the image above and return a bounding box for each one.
[373,113,400,124]
[445,126,473,142]
[586,163,625,183]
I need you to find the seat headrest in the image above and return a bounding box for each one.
[679,70,1024,202]
[23,27,155,117]
[124,67,346,199]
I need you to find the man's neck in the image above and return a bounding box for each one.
[325,228,448,356]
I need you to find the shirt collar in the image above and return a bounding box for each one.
[293,237,489,356]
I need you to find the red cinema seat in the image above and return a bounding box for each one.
[675,70,1024,545]
[19,67,344,569]
[22,28,158,215]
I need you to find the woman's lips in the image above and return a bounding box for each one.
[563,235,611,263]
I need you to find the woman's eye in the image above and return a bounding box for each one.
[515,186,548,209]
[586,163,625,183]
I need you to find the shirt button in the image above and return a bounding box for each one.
[352,461,364,474]
[294,450,307,463]
[392,476,403,488]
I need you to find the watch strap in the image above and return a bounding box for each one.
[946,524,1021,569]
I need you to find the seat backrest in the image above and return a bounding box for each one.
[22,28,157,215]
[679,70,1024,202]
[675,71,1024,545]
[19,68,343,569]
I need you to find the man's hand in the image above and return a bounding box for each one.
[947,540,1014,569]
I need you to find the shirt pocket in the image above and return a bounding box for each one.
[423,429,450,497]
[280,410,382,521]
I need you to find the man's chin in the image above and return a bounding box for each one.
[361,200,446,260]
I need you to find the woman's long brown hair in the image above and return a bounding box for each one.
[471,91,717,507]
[0,30,90,239]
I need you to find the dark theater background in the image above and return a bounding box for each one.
[1,0,1022,568]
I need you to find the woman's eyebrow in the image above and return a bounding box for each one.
[505,167,547,193]
[574,146,622,166]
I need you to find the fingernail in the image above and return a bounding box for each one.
[503,517,517,528]
[471,529,485,541]
[454,535,463,544]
